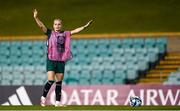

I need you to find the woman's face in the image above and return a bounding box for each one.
[53,19,62,32]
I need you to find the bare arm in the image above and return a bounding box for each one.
[33,9,47,33]
[71,20,93,35]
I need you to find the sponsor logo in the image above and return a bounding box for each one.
[1,86,32,105]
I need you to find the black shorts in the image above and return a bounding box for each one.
[46,59,65,74]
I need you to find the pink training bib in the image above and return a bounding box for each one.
[47,31,72,62]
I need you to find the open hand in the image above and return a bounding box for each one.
[84,20,93,28]
[33,9,38,18]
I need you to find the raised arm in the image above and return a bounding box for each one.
[70,20,93,35]
[33,9,47,33]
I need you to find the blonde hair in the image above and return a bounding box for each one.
[54,18,62,23]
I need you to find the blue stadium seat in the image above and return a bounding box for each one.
[124,48,135,56]
[137,53,150,63]
[32,47,44,56]
[144,38,156,48]
[24,66,35,74]
[109,39,121,49]
[32,41,44,50]
[79,79,90,85]
[0,56,8,66]
[76,54,90,65]
[33,79,45,85]
[126,69,138,80]
[114,70,126,79]
[97,45,110,57]
[102,57,114,65]
[91,69,102,80]
[136,60,149,71]
[12,79,23,85]
[67,80,79,85]
[23,79,34,85]
[102,78,113,85]
[135,48,147,56]
[115,63,127,71]
[10,56,22,66]
[156,37,167,54]
[146,48,159,63]
[89,38,98,46]
[156,37,167,46]
[126,62,138,71]
[92,57,103,64]
[21,49,32,58]
[80,69,91,79]
[2,66,13,75]
[164,71,180,85]
[133,38,144,48]
[11,41,21,47]
[113,77,125,84]
[101,61,113,68]
[103,69,114,80]
[90,79,101,85]
[24,74,36,81]
[125,55,138,63]
[113,56,126,65]
[35,73,46,81]
[77,39,88,46]
[122,38,133,48]
[113,48,124,57]
[98,39,109,45]
[68,70,80,81]
[0,41,11,48]
[0,37,167,85]
[13,66,24,74]
[2,73,13,81]
[1,80,11,85]
[87,39,98,49]
[0,47,10,57]
[22,41,33,49]
[33,56,46,65]
[10,46,21,57]
[12,73,24,80]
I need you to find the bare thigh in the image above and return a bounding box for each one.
[47,71,55,81]
[55,73,64,81]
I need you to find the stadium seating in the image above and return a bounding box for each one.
[164,70,180,85]
[0,37,167,85]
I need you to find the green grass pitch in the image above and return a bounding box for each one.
[0,105,180,110]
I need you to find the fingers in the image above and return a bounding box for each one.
[87,20,93,25]
[88,20,93,23]
[34,9,37,13]
[33,9,38,18]
[86,20,93,27]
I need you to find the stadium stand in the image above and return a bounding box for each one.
[0,37,167,85]
[139,52,180,84]
[164,71,180,85]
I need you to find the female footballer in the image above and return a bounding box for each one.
[33,9,92,107]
